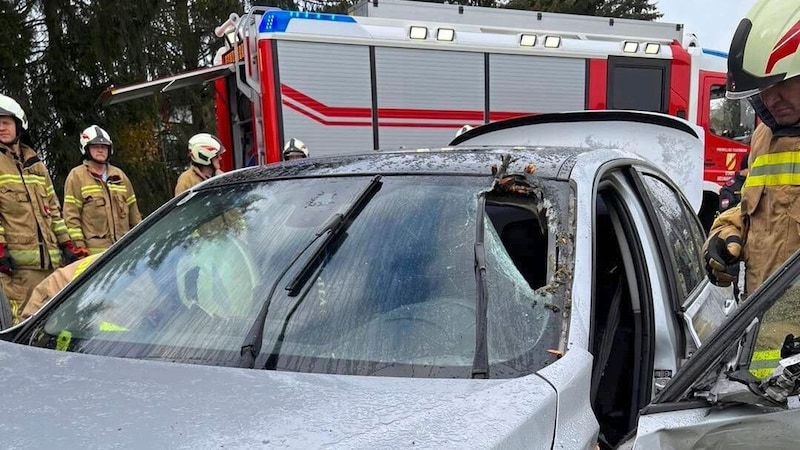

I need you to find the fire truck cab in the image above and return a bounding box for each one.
[98,0,754,228]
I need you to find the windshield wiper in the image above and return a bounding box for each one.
[237,175,383,369]
[472,194,489,379]
[284,175,383,296]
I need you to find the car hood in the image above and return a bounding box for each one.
[0,341,557,449]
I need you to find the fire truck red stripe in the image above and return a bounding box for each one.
[281,84,529,122]
[283,100,514,128]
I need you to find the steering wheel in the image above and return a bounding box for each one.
[175,236,258,318]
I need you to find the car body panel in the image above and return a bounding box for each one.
[537,349,599,449]
[634,406,800,449]
[0,340,558,448]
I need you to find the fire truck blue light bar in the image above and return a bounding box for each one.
[259,11,356,33]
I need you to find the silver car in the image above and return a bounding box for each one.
[0,112,752,449]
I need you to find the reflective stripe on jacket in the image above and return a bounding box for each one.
[0,143,69,269]
[63,162,142,254]
[740,123,800,292]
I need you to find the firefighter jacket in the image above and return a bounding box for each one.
[20,253,101,321]
[0,142,70,269]
[739,123,800,293]
[63,162,142,254]
[174,165,221,197]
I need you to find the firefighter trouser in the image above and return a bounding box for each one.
[0,269,52,324]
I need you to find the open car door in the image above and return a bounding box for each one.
[632,249,800,449]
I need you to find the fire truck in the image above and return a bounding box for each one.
[98,0,754,225]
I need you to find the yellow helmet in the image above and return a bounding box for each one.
[727,0,800,100]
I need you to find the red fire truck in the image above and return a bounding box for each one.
[99,0,754,224]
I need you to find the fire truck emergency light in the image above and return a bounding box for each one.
[409,26,428,40]
[519,34,537,47]
[436,28,455,41]
[623,41,639,53]
[543,36,561,48]
[259,11,355,33]
[644,43,661,54]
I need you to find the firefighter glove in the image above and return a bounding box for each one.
[60,241,90,265]
[0,243,13,275]
[703,207,745,287]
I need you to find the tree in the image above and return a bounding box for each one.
[504,0,662,20]
[6,0,240,215]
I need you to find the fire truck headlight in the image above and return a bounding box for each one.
[519,34,537,47]
[623,41,639,53]
[409,26,428,40]
[645,43,661,54]
[543,36,561,48]
[436,28,455,41]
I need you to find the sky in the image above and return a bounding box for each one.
[656,0,758,52]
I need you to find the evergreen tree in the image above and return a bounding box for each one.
[504,0,662,20]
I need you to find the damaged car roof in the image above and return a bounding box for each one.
[200,147,595,188]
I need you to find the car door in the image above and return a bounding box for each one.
[587,164,727,449]
[631,167,737,355]
[631,248,800,449]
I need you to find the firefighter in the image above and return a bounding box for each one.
[63,125,142,255]
[717,154,749,213]
[20,252,102,321]
[703,0,800,297]
[283,138,309,160]
[174,133,226,197]
[0,94,87,322]
[455,124,474,139]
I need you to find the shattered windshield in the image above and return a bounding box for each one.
[26,175,571,378]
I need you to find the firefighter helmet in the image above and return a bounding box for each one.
[455,124,474,138]
[188,133,225,166]
[726,0,800,99]
[0,94,28,133]
[79,125,113,156]
[283,138,308,160]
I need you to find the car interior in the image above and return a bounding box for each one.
[485,196,550,290]
[592,188,652,449]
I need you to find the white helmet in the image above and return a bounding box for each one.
[79,125,113,155]
[283,138,308,159]
[188,133,225,166]
[0,94,28,132]
[455,124,474,138]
